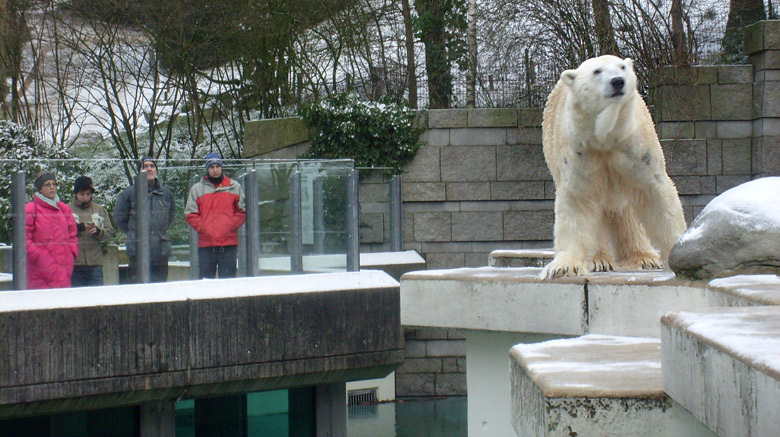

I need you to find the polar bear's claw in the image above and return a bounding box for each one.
[592,259,614,272]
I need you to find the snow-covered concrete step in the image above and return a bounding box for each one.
[488,249,554,268]
[707,274,780,307]
[662,307,780,436]
[401,267,708,338]
[510,335,715,436]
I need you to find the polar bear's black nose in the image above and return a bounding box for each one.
[611,77,625,91]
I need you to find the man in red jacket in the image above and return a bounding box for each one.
[185,153,246,278]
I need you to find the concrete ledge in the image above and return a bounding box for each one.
[258,250,426,280]
[661,307,780,436]
[401,267,708,337]
[510,334,714,436]
[0,271,403,417]
[488,249,553,268]
[707,274,780,306]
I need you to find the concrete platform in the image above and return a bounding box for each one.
[707,274,780,307]
[401,267,708,338]
[510,334,714,436]
[662,306,780,436]
[488,249,554,268]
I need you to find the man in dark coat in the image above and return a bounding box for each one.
[113,156,176,283]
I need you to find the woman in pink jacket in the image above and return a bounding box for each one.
[25,172,78,289]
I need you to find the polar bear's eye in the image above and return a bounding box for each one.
[593,69,602,75]
[621,65,626,70]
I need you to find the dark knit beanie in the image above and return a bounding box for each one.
[139,156,156,171]
[74,176,95,194]
[34,172,56,192]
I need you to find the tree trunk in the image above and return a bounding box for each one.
[401,0,417,108]
[592,0,618,56]
[722,0,766,63]
[671,0,689,66]
[466,0,476,108]
[415,0,452,109]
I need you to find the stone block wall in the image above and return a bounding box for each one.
[395,328,467,397]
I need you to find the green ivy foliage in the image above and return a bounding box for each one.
[0,120,80,243]
[300,93,423,174]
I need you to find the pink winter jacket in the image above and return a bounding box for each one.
[26,196,78,289]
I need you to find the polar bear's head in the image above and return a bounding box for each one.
[560,55,636,113]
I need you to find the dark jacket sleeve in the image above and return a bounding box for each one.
[113,187,131,233]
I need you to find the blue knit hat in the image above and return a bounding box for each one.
[205,152,223,169]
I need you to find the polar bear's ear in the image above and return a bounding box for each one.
[561,70,577,87]
[624,58,634,69]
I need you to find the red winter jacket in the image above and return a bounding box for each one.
[26,195,79,289]
[184,176,246,247]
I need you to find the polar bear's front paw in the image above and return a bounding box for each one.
[623,253,663,270]
[540,257,591,279]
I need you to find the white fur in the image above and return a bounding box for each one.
[540,56,687,279]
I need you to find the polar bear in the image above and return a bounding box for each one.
[540,55,687,279]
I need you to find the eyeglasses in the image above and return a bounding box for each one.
[41,181,57,188]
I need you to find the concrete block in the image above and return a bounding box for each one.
[359,213,385,244]
[488,249,554,268]
[695,121,718,139]
[721,138,752,174]
[400,268,586,334]
[402,183,446,202]
[435,373,466,396]
[508,200,555,211]
[427,339,467,357]
[359,183,389,203]
[243,117,309,157]
[506,127,542,145]
[464,252,489,268]
[716,175,751,193]
[716,120,752,138]
[459,200,511,212]
[518,108,543,127]
[700,176,717,194]
[759,81,780,117]
[413,212,451,242]
[397,358,442,374]
[503,210,554,240]
[428,109,467,128]
[449,128,507,146]
[544,181,556,199]
[396,373,436,397]
[658,122,695,139]
[441,145,496,182]
[586,275,708,338]
[420,242,473,253]
[511,335,715,437]
[696,66,718,84]
[412,327,452,340]
[711,84,752,120]
[662,306,780,437]
[707,274,780,307]
[424,252,465,270]
[491,181,546,200]
[656,84,711,121]
[442,357,459,373]
[418,128,450,147]
[404,201,461,213]
[706,139,722,175]
[744,20,766,56]
[468,108,518,127]
[403,211,414,243]
[718,65,753,84]
[403,146,440,182]
[671,176,702,195]
[452,211,503,241]
[661,139,707,176]
[496,145,551,181]
[404,340,427,358]
[446,182,491,201]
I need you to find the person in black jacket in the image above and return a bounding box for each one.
[113,156,176,283]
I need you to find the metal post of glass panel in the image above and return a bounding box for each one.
[313,176,324,254]
[346,169,360,272]
[289,171,303,274]
[188,175,200,280]
[390,174,403,252]
[135,172,150,283]
[244,170,260,277]
[12,171,26,290]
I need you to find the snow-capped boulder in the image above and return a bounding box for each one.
[669,177,780,280]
